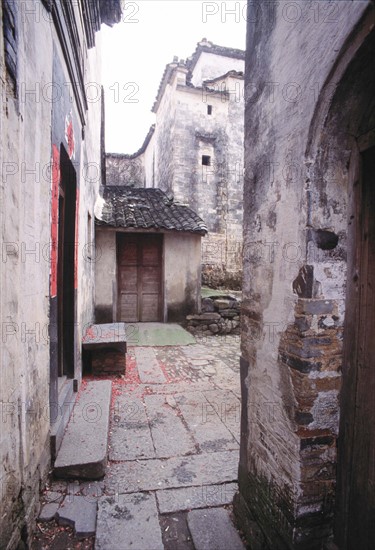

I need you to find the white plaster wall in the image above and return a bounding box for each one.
[77,31,106,347]
[94,228,117,322]
[144,130,156,187]
[0,5,53,547]
[164,232,202,320]
[0,5,111,547]
[191,51,244,86]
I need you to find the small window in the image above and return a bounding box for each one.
[202,155,211,166]
[207,105,213,115]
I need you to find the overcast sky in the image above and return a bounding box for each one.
[101,1,247,153]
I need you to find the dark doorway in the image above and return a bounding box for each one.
[117,233,163,322]
[57,146,76,379]
[336,145,375,548]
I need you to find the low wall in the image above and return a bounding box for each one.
[186,295,241,336]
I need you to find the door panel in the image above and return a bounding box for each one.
[336,145,375,548]
[141,293,160,322]
[119,294,138,323]
[117,233,162,322]
[119,266,137,291]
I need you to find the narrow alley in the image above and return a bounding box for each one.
[2,2,374,549]
[33,331,246,550]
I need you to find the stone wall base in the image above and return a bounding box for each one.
[233,492,268,550]
[186,295,241,336]
[5,437,50,550]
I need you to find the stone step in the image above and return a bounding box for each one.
[54,380,112,480]
[50,378,75,460]
[187,507,245,550]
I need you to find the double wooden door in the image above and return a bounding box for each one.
[117,233,163,322]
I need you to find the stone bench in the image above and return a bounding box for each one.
[82,323,127,375]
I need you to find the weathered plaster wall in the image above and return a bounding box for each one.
[0,3,110,547]
[0,5,53,547]
[143,130,156,187]
[105,153,145,187]
[191,50,244,87]
[94,228,117,323]
[172,75,244,287]
[153,69,179,195]
[237,1,372,548]
[151,63,244,288]
[76,32,107,368]
[164,232,202,321]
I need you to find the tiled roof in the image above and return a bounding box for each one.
[95,187,208,235]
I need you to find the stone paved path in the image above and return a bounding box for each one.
[39,334,245,549]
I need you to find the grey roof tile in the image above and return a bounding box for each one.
[95,187,208,235]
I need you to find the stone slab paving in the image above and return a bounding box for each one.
[109,395,155,461]
[203,389,241,443]
[187,507,245,550]
[38,502,60,522]
[106,450,239,494]
[174,391,239,453]
[41,334,244,549]
[95,493,164,550]
[56,495,97,538]
[129,322,196,346]
[135,347,167,383]
[156,482,238,514]
[145,394,197,458]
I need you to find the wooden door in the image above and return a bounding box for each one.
[117,233,162,322]
[336,145,375,548]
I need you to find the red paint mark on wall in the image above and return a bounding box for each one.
[65,111,75,160]
[74,189,80,289]
[50,144,60,298]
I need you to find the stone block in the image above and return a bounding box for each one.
[202,297,215,312]
[220,309,238,318]
[157,482,238,513]
[54,380,111,480]
[56,496,97,538]
[38,503,59,522]
[297,300,335,316]
[214,299,231,310]
[95,493,163,550]
[187,313,221,321]
[187,507,245,550]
